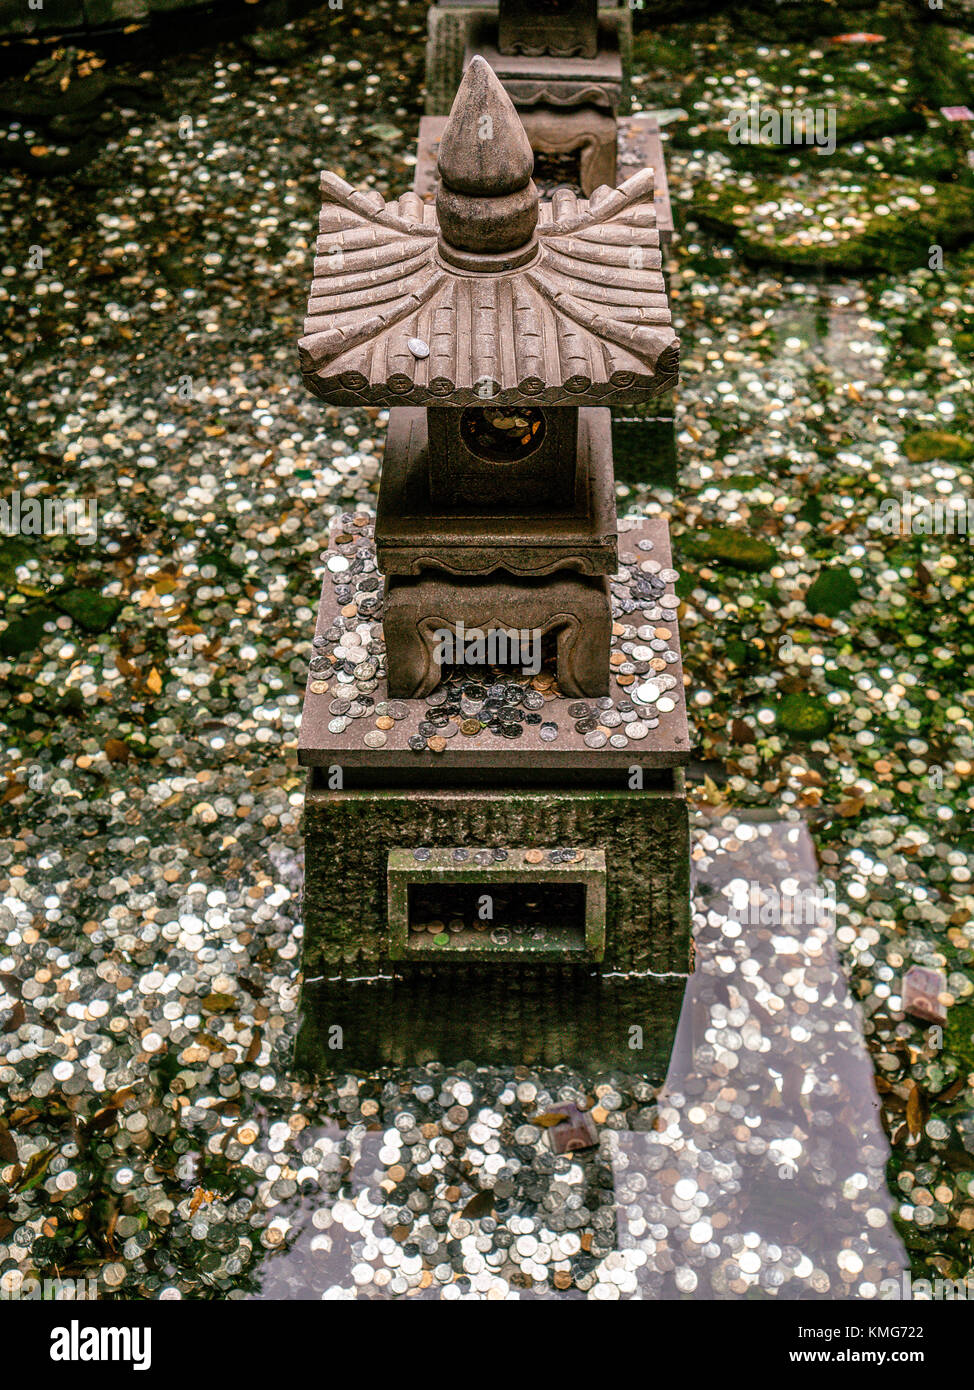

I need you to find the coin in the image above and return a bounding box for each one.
[387,701,409,721]
[584,731,607,749]
[428,736,447,753]
[328,717,349,733]
[460,719,482,736]
[627,722,649,739]
[525,850,544,864]
[567,702,591,719]
[364,730,387,749]
[657,696,676,713]
[539,722,558,741]
[310,681,328,694]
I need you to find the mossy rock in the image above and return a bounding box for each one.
[0,535,32,585]
[777,691,833,740]
[52,588,122,632]
[0,605,58,657]
[902,430,974,463]
[692,176,974,275]
[806,565,860,616]
[681,526,778,572]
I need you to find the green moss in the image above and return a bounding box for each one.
[776,691,833,739]
[681,526,778,572]
[52,588,122,633]
[0,535,32,584]
[806,565,860,617]
[0,605,58,657]
[902,430,974,463]
[692,177,974,275]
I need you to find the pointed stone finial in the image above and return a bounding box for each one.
[436,55,539,270]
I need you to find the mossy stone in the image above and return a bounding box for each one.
[806,565,859,617]
[681,526,778,572]
[0,605,58,657]
[902,430,974,463]
[777,691,833,740]
[53,588,122,632]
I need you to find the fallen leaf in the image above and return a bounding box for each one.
[146,667,163,695]
[461,1189,494,1220]
[104,738,130,764]
[531,1112,570,1129]
[2,1002,26,1034]
[905,1081,924,1138]
[0,1121,18,1164]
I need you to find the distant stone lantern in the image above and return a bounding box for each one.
[294,57,691,1064]
[423,0,643,198]
[299,57,678,699]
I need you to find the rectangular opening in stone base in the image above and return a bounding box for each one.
[405,880,588,958]
[388,848,606,962]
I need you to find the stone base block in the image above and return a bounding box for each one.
[301,775,690,975]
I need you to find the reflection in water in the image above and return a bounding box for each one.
[251,817,906,1299]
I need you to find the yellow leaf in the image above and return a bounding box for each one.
[146,668,163,695]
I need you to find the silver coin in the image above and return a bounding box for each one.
[328,717,349,734]
[627,721,649,740]
[364,730,387,749]
[329,699,351,715]
[659,568,679,583]
[636,539,654,552]
[631,645,653,661]
[584,730,607,749]
[353,661,377,680]
[657,696,676,713]
[635,682,660,704]
[600,710,622,728]
[609,733,629,749]
[426,688,449,707]
[386,701,409,721]
[439,720,458,738]
[640,559,661,574]
[664,650,680,664]
[407,337,430,359]
[659,595,680,610]
[327,555,350,573]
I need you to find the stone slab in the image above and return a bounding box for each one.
[297,513,691,778]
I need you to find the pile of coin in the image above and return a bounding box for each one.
[307,516,685,752]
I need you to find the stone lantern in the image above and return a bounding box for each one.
[294,57,691,1073]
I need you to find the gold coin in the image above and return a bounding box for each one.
[340,603,358,618]
[525,849,544,864]
[426,919,445,934]
[655,627,671,640]
[609,651,625,667]
[650,658,666,671]
[616,673,635,686]
[611,622,626,637]
[460,719,481,735]
[376,716,394,730]
[310,681,328,694]
[428,736,447,753]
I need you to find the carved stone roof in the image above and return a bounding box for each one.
[298,168,679,407]
[299,55,678,408]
